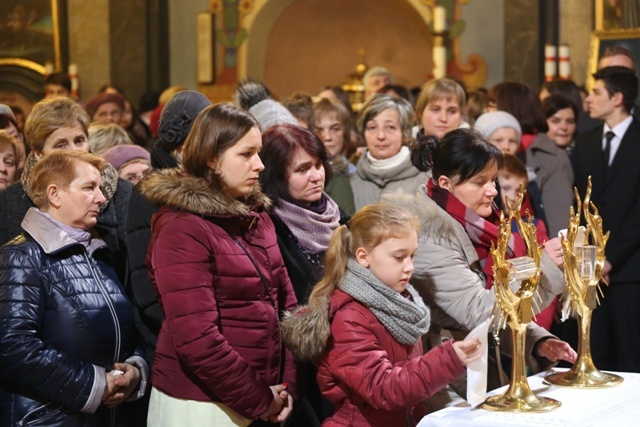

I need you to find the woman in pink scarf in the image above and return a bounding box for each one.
[403,128,576,409]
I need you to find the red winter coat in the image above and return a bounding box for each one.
[318,290,465,427]
[140,169,298,420]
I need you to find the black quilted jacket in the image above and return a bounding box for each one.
[0,209,139,426]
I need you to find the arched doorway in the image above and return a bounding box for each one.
[243,0,434,97]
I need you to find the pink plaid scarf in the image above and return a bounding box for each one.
[427,179,526,288]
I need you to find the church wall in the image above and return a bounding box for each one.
[57,0,595,102]
[261,0,432,98]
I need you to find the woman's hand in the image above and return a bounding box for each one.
[102,363,141,408]
[260,384,286,421]
[535,338,577,363]
[269,389,294,423]
[543,237,564,268]
[452,338,483,366]
[102,371,119,406]
[602,259,612,283]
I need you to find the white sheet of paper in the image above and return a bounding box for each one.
[465,317,491,407]
[557,226,586,249]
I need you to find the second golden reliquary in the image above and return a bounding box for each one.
[482,185,561,412]
[545,177,623,388]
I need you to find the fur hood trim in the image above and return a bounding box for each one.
[381,188,457,240]
[138,168,271,217]
[281,299,331,363]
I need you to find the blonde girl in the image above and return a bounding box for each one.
[283,204,481,427]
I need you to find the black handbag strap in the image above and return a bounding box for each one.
[224,229,286,382]
[224,230,276,310]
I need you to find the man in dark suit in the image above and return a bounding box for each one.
[573,66,640,372]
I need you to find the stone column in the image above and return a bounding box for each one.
[559,0,593,86]
[67,0,168,104]
[504,0,542,88]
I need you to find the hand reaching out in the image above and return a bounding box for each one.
[602,260,612,284]
[543,237,564,268]
[535,338,577,363]
[453,338,483,366]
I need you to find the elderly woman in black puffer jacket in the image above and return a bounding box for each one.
[0,150,148,426]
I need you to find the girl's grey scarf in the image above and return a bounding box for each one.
[273,193,340,256]
[339,259,430,345]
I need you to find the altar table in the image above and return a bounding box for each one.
[418,370,640,427]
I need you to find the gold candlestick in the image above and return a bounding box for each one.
[545,177,623,388]
[482,185,561,412]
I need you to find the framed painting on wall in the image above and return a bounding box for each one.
[595,0,640,30]
[0,0,66,72]
[587,28,640,89]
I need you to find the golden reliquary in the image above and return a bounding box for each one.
[545,177,623,388]
[482,184,561,412]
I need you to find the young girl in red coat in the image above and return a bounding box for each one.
[282,204,482,427]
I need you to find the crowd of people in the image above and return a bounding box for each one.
[0,44,638,427]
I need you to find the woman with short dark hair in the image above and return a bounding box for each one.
[400,128,575,409]
[542,94,579,154]
[260,123,346,425]
[260,123,345,306]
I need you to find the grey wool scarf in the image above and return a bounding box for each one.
[339,259,430,345]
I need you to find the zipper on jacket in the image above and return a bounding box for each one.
[82,251,122,368]
[18,403,61,426]
[83,250,120,427]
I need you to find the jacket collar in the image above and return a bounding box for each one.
[529,132,560,154]
[21,208,106,255]
[138,168,271,218]
[355,148,422,187]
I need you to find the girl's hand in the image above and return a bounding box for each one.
[453,338,483,366]
[535,338,577,363]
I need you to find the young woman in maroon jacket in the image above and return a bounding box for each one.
[282,204,482,427]
[142,104,298,426]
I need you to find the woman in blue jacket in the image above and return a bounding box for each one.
[0,150,147,426]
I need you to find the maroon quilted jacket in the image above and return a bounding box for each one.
[320,290,465,427]
[140,169,298,420]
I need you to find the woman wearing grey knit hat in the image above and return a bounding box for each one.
[474,110,522,156]
[474,110,548,237]
[234,80,297,131]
